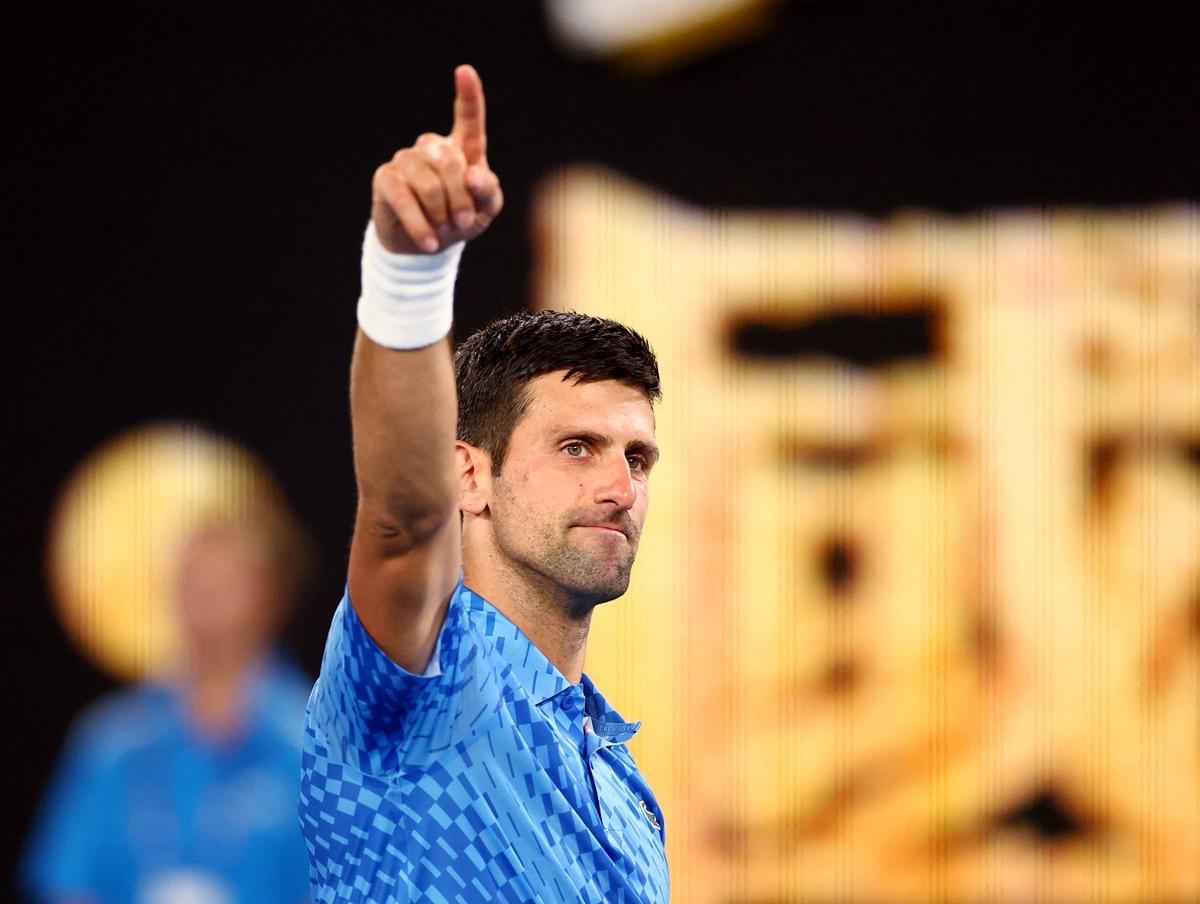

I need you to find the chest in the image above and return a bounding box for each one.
[392,717,668,902]
[456,697,669,894]
[112,741,297,866]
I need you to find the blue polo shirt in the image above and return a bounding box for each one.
[22,658,313,904]
[299,579,668,903]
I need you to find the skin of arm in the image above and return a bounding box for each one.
[346,64,503,672]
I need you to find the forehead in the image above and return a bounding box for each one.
[516,371,656,438]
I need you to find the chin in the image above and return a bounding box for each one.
[536,538,637,610]
[587,581,629,607]
[576,563,634,607]
[552,563,632,614]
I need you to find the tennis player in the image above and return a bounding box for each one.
[299,65,668,903]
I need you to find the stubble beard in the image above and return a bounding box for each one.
[541,516,638,614]
[496,506,640,620]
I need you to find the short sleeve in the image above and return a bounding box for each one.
[21,714,118,902]
[304,579,466,776]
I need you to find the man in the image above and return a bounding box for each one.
[298,65,669,903]
[24,446,314,904]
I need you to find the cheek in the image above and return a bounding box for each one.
[631,489,651,532]
[496,462,541,504]
[179,568,273,632]
[492,477,542,534]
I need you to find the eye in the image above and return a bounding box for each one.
[562,441,587,458]
[627,454,647,472]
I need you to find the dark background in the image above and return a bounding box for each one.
[6,1,1198,894]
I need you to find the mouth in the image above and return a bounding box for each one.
[572,522,629,538]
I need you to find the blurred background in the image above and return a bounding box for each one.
[6,2,1198,902]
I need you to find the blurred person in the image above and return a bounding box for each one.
[299,65,668,902]
[23,507,315,904]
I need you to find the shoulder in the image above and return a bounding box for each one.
[64,683,174,769]
[305,580,498,773]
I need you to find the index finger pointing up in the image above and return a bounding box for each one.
[450,64,487,164]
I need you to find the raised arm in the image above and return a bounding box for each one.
[347,65,503,672]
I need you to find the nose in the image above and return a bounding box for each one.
[595,454,636,511]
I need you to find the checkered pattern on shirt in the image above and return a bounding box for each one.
[299,579,669,903]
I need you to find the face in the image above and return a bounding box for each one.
[176,525,282,662]
[484,372,658,614]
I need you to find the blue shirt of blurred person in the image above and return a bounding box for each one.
[22,657,313,904]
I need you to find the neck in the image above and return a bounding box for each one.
[462,538,592,684]
[183,648,259,741]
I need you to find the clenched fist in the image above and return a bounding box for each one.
[371,65,504,254]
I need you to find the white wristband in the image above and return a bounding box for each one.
[356,222,464,349]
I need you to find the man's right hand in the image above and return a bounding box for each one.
[371,64,504,255]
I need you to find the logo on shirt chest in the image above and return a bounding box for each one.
[639,799,661,831]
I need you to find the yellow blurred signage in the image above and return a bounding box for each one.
[534,167,1199,902]
[47,423,276,681]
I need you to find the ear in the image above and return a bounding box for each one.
[456,441,493,516]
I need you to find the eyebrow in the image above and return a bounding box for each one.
[626,439,661,466]
[557,431,660,466]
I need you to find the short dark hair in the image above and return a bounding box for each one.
[454,310,661,472]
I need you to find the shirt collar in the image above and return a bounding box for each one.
[163,653,294,752]
[580,673,641,746]
[460,585,642,744]
[461,584,573,706]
